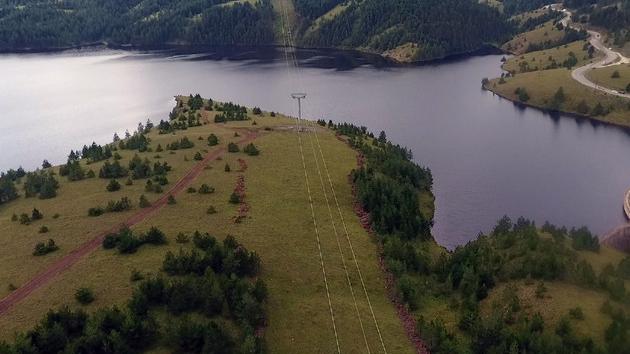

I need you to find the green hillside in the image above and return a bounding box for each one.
[0,0,515,61]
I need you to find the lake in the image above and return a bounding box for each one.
[1,47,629,248]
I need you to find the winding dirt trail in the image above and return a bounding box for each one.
[0,130,257,317]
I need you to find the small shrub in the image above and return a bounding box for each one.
[130,269,144,282]
[207,206,217,214]
[7,283,17,292]
[125,178,133,186]
[10,214,17,222]
[535,282,547,298]
[176,233,190,243]
[252,107,262,115]
[32,208,43,220]
[569,307,584,320]
[52,213,60,219]
[86,169,96,178]
[244,143,260,156]
[187,187,197,193]
[229,192,241,204]
[193,152,203,161]
[225,163,231,172]
[270,111,276,117]
[38,226,49,233]
[227,143,239,153]
[102,233,119,249]
[198,184,215,194]
[19,213,31,225]
[167,195,176,205]
[207,134,219,146]
[88,207,105,217]
[75,287,95,305]
[139,194,151,208]
[142,227,167,245]
[105,197,132,212]
[106,179,121,192]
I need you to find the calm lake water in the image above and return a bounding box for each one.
[1,48,629,248]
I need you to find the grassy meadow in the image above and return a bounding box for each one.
[587,64,630,92]
[486,68,630,126]
[503,40,596,73]
[0,99,415,353]
[502,20,566,55]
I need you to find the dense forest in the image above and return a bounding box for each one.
[0,0,275,49]
[0,0,518,60]
[564,0,630,44]
[299,0,514,60]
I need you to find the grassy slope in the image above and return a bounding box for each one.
[486,68,630,126]
[502,20,566,55]
[503,40,595,73]
[587,64,630,92]
[0,104,414,353]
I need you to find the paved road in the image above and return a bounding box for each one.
[551,6,630,98]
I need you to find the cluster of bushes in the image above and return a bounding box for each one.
[88,197,132,216]
[100,156,172,182]
[81,142,113,163]
[214,102,249,122]
[167,137,195,150]
[102,227,167,254]
[244,143,260,156]
[163,233,260,278]
[0,228,268,353]
[413,216,629,353]
[118,132,150,152]
[187,94,205,111]
[59,159,88,181]
[99,160,128,179]
[23,171,59,199]
[14,208,44,225]
[33,239,59,256]
[0,171,19,205]
[207,134,219,146]
[345,128,433,241]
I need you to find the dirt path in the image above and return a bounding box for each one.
[0,130,257,317]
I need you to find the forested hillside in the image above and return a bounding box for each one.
[564,0,630,46]
[0,0,516,61]
[298,0,513,61]
[0,0,275,49]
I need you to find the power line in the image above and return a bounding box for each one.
[278,3,341,353]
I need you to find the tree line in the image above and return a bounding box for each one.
[0,229,267,353]
[0,0,275,50]
[299,0,514,61]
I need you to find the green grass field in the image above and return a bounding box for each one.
[502,20,566,55]
[486,68,630,126]
[0,100,415,353]
[503,40,596,73]
[587,64,630,92]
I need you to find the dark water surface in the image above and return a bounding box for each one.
[1,48,629,248]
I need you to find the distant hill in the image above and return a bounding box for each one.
[296,0,513,61]
[0,0,515,61]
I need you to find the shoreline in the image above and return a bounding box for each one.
[483,83,630,131]
[0,42,504,67]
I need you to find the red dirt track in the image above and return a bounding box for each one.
[0,131,257,317]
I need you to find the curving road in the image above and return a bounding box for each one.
[552,6,630,98]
